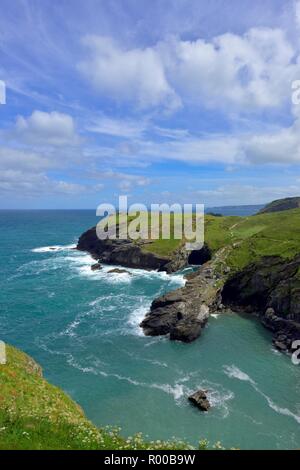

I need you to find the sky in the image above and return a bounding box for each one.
[1,0,300,209]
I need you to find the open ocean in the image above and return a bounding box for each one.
[1,210,300,449]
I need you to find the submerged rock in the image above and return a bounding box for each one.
[91,263,102,271]
[108,268,131,275]
[188,390,211,411]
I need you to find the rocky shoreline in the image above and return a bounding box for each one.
[77,225,300,353]
[77,225,211,273]
[140,258,224,342]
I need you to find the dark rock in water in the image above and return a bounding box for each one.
[170,319,203,343]
[222,254,300,353]
[108,268,131,275]
[273,340,287,352]
[91,263,102,271]
[188,390,211,411]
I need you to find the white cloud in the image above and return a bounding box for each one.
[86,116,146,138]
[163,28,297,110]
[0,147,51,170]
[78,28,299,113]
[0,169,86,195]
[78,35,180,110]
[14,110,80,146]
[0,146,89,196]
[243,125,300,164]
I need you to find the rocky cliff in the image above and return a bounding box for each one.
[77,204,300,349]
[222,255,300,352]
[77,226,173,271]
[141,257,224,342]
[77,225,211,273]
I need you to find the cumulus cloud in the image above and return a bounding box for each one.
[164,28,297,110]
[78,27,299,112]
[78,35,180,110]
[14,110,80,146]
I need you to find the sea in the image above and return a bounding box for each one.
[0,209,299,449]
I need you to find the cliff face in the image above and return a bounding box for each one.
[258,197,300,214]
[77,226,211,273]
[222,255,300,351]
[77,226,172,271]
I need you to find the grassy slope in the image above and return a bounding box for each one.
[141,209,300,270]
[0,345,201,450]
[205,209,300,270]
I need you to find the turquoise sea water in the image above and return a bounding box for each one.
[0,210,300,450]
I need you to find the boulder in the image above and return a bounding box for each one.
[91,263,102,271]
[188,390,211,411]
[274,340,287,352]
[108,268,131,275]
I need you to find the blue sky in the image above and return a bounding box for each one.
[1,0,300,209]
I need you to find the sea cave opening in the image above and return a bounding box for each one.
[188,245,211,266]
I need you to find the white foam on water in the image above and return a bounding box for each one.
[224,364,300,425]
[271,347,282,356]
[32,241,186,290]
[64,357,191,404]
[211,313,220,319]
[32,244,76,253]
[127,303,151,336]
[207,389,235,418]
[223,365,255,384]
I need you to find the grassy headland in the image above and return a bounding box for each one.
[141,208,300,271]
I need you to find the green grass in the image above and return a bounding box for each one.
[205,208,300,270]
[0,345,211,450]
[111,209,300,270]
